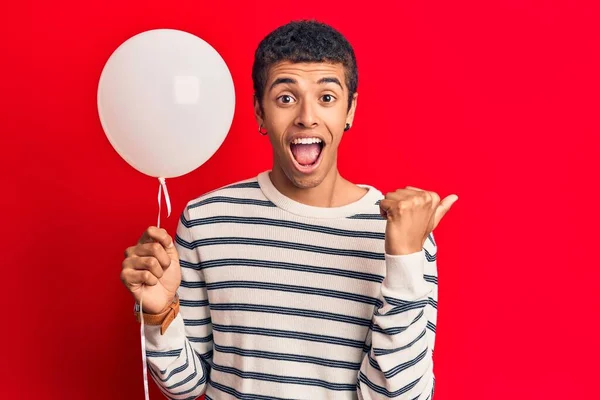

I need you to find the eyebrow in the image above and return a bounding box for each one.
[317,77,343,89]
[269,77,296,91]
[269,76,343,91]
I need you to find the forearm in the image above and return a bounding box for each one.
[358,249,437,399]
[144,313,210,399]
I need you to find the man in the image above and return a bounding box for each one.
[121,20,457,399]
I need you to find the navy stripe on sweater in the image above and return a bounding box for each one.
[187,196,275,211]
[224,181,261,189]
[179,299,209,307]
[183,215,385,240]
[367,348,428,379]
[212,324,365,348]
[183,317,212,326]
[146,349,182,358]
[151,342,190,382]
[150,341,204,392]
[209,302,371,326]
[176,235,385,260]
[206,280,380,306]
[181,257,383,283]
[179,279,206,289]
[358,370,423,397]
[213,343,362,370]
[372,309,425,336]
[213,363,356,391]
[373,328,428,356]
[347,213,385,220]
[374,299,429,317]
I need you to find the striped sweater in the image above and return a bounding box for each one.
[143,170,438,400]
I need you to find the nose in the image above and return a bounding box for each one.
[294,100,319,129]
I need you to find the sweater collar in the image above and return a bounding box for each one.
[257,170,382,219]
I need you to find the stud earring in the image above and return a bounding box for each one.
[344,123,351,132]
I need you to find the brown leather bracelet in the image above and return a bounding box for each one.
[134,294,180,335]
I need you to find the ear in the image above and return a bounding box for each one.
[346,92,358,127]
[254,95,264,126]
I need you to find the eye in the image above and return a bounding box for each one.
[278,94,296,104]
[321,94,336,103]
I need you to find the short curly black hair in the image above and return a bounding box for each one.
[252,19,358,112]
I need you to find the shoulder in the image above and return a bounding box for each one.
[182,173,270,217]
[342,182,385,220]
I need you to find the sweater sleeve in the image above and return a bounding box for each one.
[357,232,438,399]
[143,206,213,399]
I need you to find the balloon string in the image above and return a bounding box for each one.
[143,178,171,399]
[140,178,172,399]
[157,177,171,229]
[140,290,150,400]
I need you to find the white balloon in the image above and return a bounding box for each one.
[97,29,235,179]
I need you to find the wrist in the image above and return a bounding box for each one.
[134,294,179,335]
[385,236,426,255]
[386,244,422,255]
[138,294,176,315]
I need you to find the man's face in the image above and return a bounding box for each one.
[255,61,357,189]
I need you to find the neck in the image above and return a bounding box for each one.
[269,161,367,208]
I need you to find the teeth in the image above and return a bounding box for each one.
[291,137,323,145]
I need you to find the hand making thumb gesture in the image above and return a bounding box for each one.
[379,186,458,255]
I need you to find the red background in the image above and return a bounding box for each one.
[4,1,599,399]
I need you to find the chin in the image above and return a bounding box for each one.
[281,160,331,189]
[286,173,323,189]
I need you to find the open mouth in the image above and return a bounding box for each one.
[289,137,325,171]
